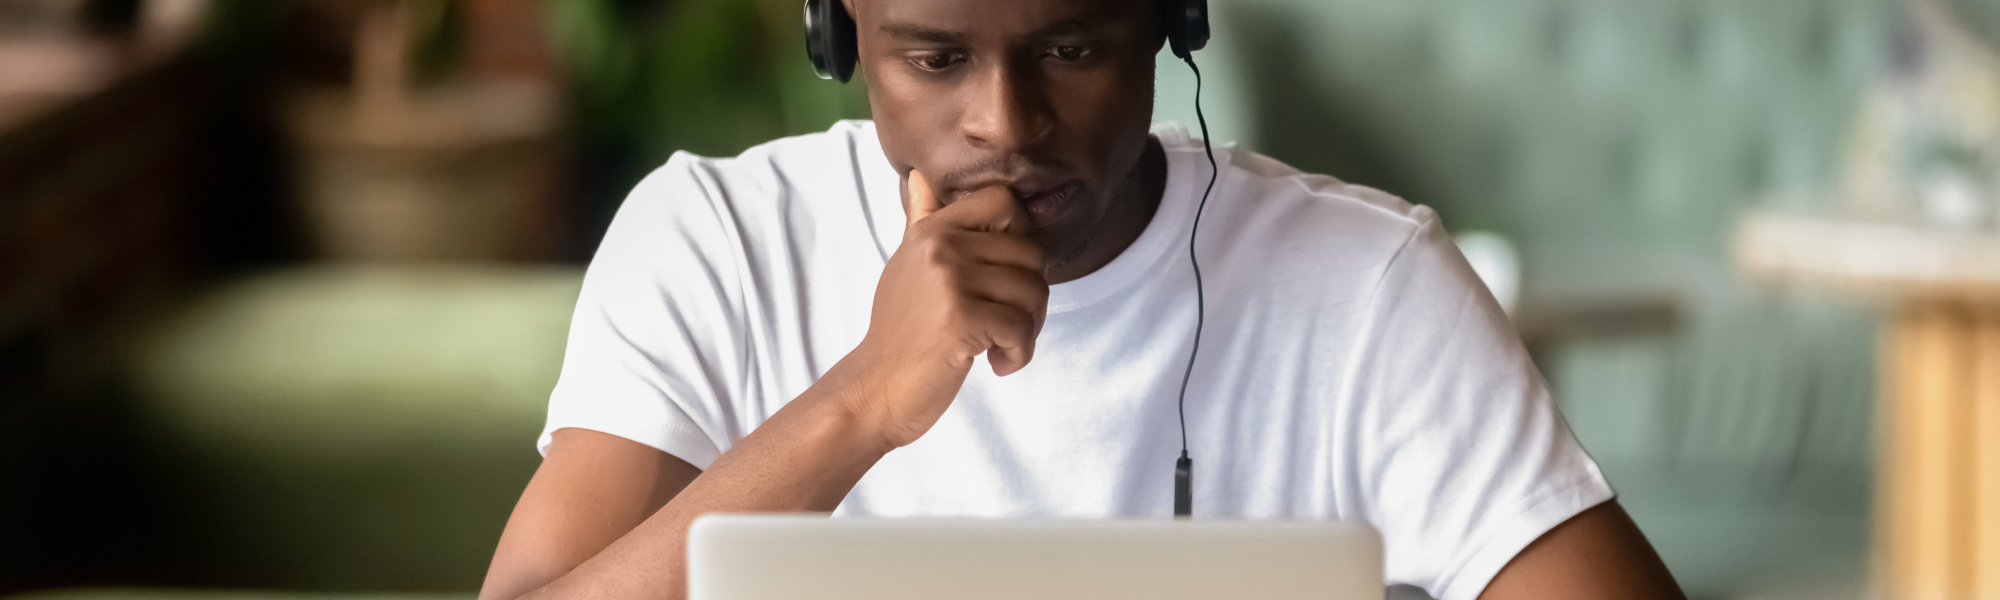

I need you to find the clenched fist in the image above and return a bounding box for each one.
[828,169,1050,449]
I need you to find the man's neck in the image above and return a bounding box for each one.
[1045,137,1169,284]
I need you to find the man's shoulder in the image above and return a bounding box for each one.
[1173,134,1440,274]
[698,119,879,168]
[1222,143,1435,234]
[629,120,883,206]
[609,121,895,255]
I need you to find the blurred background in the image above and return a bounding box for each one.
[4,0,2000,599]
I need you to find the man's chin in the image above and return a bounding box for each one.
[1033,228,1097,274]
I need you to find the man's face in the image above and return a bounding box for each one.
[854,0,1163,267]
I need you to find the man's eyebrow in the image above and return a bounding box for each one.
[880,21,965,44]
[878,17,1117,45]
[1027,18,1111,39]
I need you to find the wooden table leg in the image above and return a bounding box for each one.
[1974,306,2000,600]
[1879,301,2000,600]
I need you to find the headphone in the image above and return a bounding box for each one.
[804,0,1210,82]
[802,0,1217,520]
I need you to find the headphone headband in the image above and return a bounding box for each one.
[804,0,1209,82]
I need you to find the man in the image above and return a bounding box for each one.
[479,0,1686,598]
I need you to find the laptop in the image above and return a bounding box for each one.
[687,515,1383,600]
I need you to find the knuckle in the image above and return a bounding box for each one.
[941,265,969,291]
[946,291,983,323]
[919,236,954,265]
[965,299,1001,324]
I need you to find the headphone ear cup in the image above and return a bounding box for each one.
[1163,0,1209,59]
[803,0,858,82]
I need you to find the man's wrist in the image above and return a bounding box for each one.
[800,360,904,455]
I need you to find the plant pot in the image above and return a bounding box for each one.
[286,79,556,262]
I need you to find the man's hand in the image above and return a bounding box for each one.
[834,169,1050,449]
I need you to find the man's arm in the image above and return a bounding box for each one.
[479,173,1047,600]
[480,429,701,600]
[484,386,896,600]
[1478,500,1686,600]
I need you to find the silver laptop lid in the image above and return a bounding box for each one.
[688,515,1382,600]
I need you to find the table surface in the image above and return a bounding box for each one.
[1734,210,2000,301]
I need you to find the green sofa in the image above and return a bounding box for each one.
[125,266,579,591]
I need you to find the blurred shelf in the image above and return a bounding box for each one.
[0,0,210,134]
[1734,210,2000,301]
[0,38,123,131]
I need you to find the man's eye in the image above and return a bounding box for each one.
[912,53,963,72]
[1048,45,1090,61]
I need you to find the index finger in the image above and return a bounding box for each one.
[905,169,945,232]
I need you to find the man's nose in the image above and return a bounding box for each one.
[959,60,1053,154]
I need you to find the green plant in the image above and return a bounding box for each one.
[547,0,871,160]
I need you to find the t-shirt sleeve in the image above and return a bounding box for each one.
[1346,208,1614,600]
[537,153,749,469]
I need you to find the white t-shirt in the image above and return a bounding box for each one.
[541,120,1612,600]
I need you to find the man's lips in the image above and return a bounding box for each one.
[1017,181,1082,227]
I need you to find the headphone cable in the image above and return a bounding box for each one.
[1173,54,1219,518]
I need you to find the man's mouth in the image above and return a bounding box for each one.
[1016,181,1082,227]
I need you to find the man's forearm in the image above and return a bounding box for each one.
[518,377,894,600]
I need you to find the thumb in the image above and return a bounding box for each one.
[905,169,944,232]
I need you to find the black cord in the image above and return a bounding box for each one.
[1173,54,1219,518]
